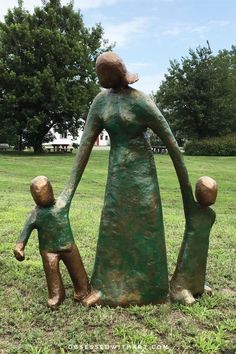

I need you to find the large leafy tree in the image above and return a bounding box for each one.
[0,0,110,152]
[154,43,236,140]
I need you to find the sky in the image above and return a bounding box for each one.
[0,0,235,94]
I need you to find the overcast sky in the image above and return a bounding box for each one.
[0,0,235,94]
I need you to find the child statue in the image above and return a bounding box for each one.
[170,176,218,304]
[14,175,90,309]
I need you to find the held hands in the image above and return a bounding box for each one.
[14,242,25,261]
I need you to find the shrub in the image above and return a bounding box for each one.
[184,134,236,156]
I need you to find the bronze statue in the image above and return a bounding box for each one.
[60,52,217,307]
[14,176,89,309]
[170,176,217,304]
[14,52,217,308]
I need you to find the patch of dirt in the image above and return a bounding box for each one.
[220,288,236,297]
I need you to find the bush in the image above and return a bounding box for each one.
[184,134,236,156]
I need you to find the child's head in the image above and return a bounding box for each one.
[30,176,55,207]
[195,176,217,207]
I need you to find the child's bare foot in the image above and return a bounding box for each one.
[82,290,102,307]
[73,290,90,302]
[204,284,213,296]
[47,295,65,309]
[171,289,196,305]
[181,289,196,305]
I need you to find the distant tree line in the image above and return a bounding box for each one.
[0,0,110,152]
[154,42,236,142]
[0,2,235,153]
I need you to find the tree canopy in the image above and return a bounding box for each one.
[0,0,110,152]
[154,43,236,141]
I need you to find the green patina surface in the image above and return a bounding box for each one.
[60,87,216,306]
[18,86,216,306]
[17,196,75,252]
[170,204,216,296]
[91,93,169,305]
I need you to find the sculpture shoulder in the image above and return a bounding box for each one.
[134,89,157,109]
[130,88,149,99]
[25,206,38,225]
[206,206,216,225]
[34,199,68,226]
[55,197,66,209]
[128,89,161,120]
[52,198,69,214]
[91,88,158,118]
[93,87,151,102]
[92,90,109,106]
[88,91,109,119]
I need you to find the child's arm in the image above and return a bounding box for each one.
[14,211,36,261]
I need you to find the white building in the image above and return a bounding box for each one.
[43,128,110,151]
[95,130,110,146]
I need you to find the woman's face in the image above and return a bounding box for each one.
[97,65,124,89]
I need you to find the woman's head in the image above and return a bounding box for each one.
[96,52,138,89]
[30,176,55,207]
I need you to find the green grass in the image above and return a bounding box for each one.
[0,151,235,354]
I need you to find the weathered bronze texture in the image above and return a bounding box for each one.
[30,176,55,207]
[15,52,217,308]
[41,244,89,308]
[60,52,217,307]
[14,176,89,309]
[96,52,138,89]
[170,177,217,304]
[195,176,217,206]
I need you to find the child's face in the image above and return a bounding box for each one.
[30,176,55,207]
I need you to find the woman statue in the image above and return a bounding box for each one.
[61,52,216,307]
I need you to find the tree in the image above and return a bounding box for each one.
[0,0,110,152]
[154,43,236,140]
[211,46,236,136]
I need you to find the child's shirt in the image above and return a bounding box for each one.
[17,198,75,252]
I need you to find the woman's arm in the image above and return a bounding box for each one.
[60,94,104,207]
[141,94,217,301]
[142,94,195,217]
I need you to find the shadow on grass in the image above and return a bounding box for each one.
[0,151,76,157]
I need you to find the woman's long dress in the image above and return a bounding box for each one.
[90,88,169,306]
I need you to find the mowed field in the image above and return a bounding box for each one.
[0,151,235,354]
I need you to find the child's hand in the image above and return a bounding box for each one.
[14,243,25,261]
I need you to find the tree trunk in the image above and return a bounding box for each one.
[33,140,45,154]
[18,132,23,151]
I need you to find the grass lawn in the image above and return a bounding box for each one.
[0,151,235,354]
